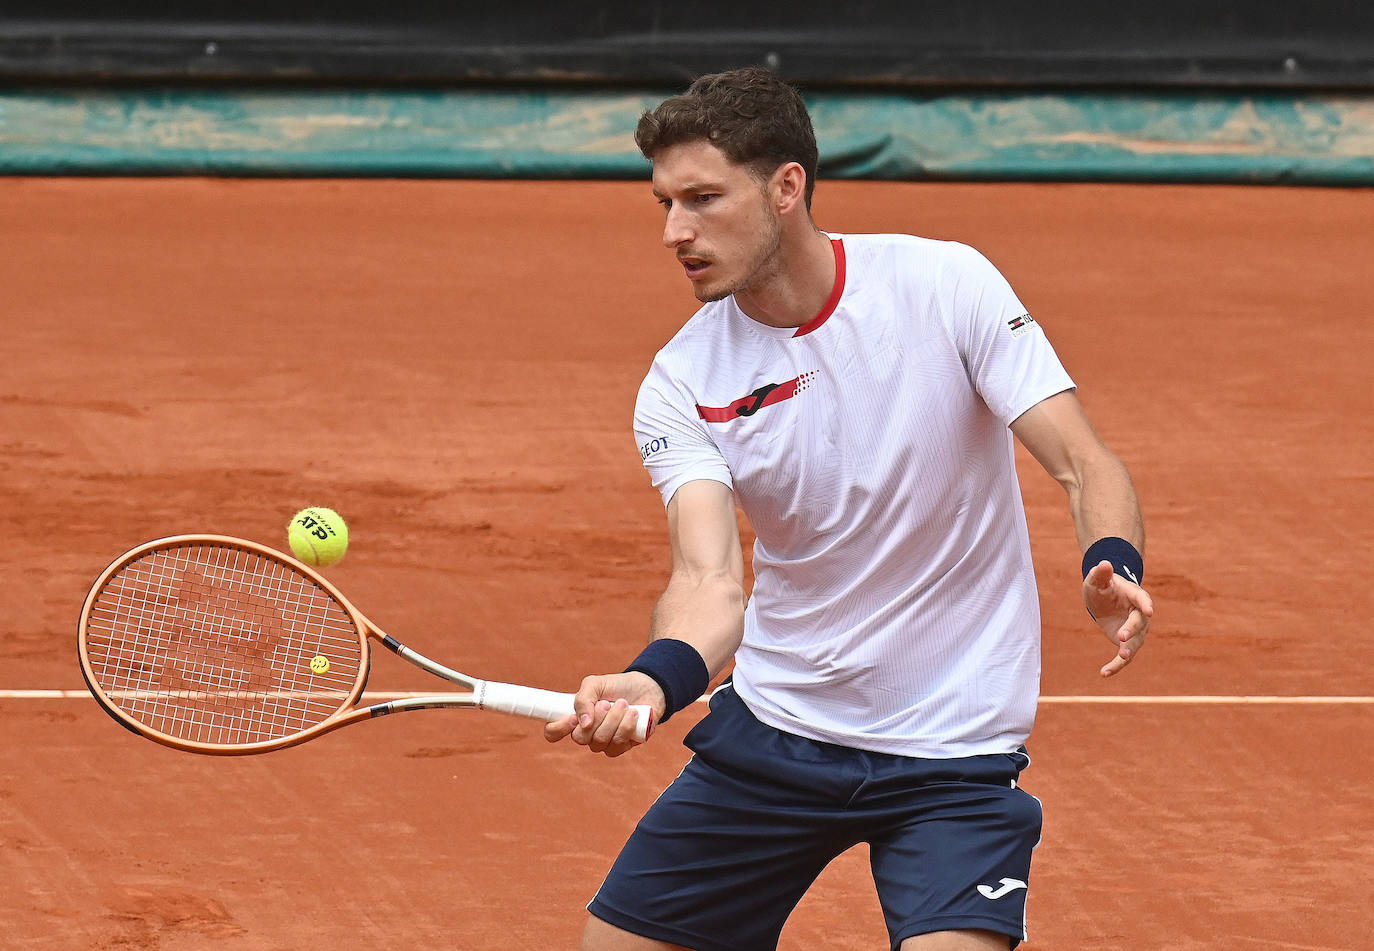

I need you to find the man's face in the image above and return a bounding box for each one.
[651,140,782,303]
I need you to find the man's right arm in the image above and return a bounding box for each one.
[651,478,747,675]
[543,478,746,756]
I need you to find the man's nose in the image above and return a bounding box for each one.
[662,205,693,249]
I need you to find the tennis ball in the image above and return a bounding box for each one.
[288,507,349,567]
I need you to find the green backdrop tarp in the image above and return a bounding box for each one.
[2,88,1371,184]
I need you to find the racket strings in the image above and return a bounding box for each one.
[84,542,363,746]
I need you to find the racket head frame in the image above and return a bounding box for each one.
[78,534,379,755]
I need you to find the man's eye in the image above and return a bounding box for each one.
[696,193,717,203]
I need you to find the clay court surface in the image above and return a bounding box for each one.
[2,177,1371,949]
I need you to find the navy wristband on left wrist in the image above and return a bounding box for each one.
[1081,536,1144,586]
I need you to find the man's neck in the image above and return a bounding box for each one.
[735,226,836,329]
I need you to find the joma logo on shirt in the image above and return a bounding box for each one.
[696,372,817,424]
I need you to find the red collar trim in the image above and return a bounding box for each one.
[792,238,845,338]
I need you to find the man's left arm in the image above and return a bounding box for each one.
[1010,390,1155,677]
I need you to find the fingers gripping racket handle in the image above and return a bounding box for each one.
[478,681,653,742]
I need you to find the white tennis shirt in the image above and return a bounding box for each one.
[633,233,1074,757]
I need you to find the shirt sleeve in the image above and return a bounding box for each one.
[938,242,1076,425]
[633,358,733,507]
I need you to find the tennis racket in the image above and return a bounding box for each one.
[77,534,654,755]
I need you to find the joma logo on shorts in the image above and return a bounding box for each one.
[976,878,1027,900]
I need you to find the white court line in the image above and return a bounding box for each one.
[1037,695,1374,704]
[3,689,1372,704]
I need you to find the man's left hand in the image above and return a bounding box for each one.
[1083,560,1154,677]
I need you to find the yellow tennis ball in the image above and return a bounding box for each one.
[288,506,349,567]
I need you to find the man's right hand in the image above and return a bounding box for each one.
[543,672,665,757]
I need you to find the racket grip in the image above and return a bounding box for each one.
[479,681,654,742]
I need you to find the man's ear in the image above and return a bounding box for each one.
[770,162,808,216]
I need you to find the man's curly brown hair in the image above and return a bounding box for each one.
[635,67,819,210]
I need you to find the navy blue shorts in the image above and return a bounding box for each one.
[588,686,1041,951]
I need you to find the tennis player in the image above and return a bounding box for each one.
[545,67,1154,951]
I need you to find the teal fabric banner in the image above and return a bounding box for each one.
[1,87,1370,183]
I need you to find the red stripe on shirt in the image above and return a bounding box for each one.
[697,376,802,423]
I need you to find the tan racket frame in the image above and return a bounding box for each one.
[78,534,653,754]
[78,534,381,754]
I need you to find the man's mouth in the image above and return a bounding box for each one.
[679,256,710,279]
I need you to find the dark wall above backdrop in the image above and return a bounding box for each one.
[2,1,1373,89]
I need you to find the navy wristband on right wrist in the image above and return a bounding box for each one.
[624,638,709,724]
[1081,536,1144,585]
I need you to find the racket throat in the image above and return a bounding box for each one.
[380,635,478,689]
